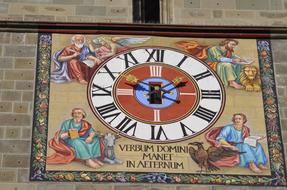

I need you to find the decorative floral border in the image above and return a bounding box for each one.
[30,34,287,186]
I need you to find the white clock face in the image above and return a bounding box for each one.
[88,47,225,143]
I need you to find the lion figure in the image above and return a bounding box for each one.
[240,65,261,92]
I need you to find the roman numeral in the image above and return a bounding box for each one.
[146,49,165,62]
[151,125,168,140]
[153,110,161,122]
[117,52,139,69]
[101,65,117,81]
[176,55,188,67]
[115,116,137,136]
[180,92,196,96]
[96,102,119,119]
[179,122,196,137]
[150,65,162,77]
[193,106,217,123]
[201,90,221,99]
[116,88,134,96]
[193,70,212,81]
[92,84,112,96]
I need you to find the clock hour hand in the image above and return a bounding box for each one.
[124,74,171,94]
[142,76,186,96]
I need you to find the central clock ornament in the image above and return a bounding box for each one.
[113,63,200,124]
[88,47,225,143]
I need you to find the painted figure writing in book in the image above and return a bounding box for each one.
[176,39,252,89]
[47,108,105,169]
[51,35,101,84]
[206,39,253,89]
[206,113,267,173]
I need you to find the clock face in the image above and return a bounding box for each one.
[88,47,225,143]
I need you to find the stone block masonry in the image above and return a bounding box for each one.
[171,0,287,26]
[1,0,133,23]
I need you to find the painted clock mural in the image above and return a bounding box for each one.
[30,31,286,186]
[88,47,225,143]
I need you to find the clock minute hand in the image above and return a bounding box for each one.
[162,95,181,104]
[159,76,183,90]
[162,77,186,94]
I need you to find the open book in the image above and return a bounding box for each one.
[236,59,254,65]
[69,129,79,139]
[243,135,262,147]
[83,59,97,68]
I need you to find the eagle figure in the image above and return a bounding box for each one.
[188,141,244,173]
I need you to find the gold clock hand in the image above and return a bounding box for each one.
[125,74,139,84]
[124,74,171,94]
[172,76,184,85]
[159,76,183,90]
[161,77,186,95]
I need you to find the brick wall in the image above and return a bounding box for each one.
[0,0,286,190]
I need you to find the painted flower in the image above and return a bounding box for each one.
[215,177,223,184]
[266,97,274,105]
[210,178,215,183]
[263,62,270,67]
[261,50,268,59]
[258,178,264,183]
[39,102,48,112]
[41,80,48,85]
[38,93,47,99]
[36,152,43,160]
[38,117,45,125]
[248,179,255,185]
[107,175,113,181]
[37,124,45,134]
[96,174,104,181]
[54,174,64,180]
[64,173,75,181]
[272,149,281,162]
[58,174,64,179]
[173,176,181,183]
[130,176,136,182]
[270,134,279,142]
[80,173,91,181]
[190,177,199,184]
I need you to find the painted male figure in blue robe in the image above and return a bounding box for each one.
[47,108,104,169]
[215,113,267,173]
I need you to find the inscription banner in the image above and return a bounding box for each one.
[30,30,286,186]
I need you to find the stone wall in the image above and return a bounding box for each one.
[0,0,286,190]
[168,0,287,26]
[0,0,286,26]
[0,0,132,23]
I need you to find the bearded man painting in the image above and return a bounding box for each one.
[51,35,101,84]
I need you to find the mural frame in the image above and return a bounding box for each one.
[29,23,287,186]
